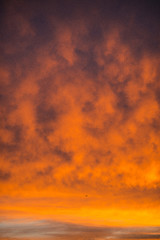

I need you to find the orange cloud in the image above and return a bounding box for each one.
[0,0,160,230]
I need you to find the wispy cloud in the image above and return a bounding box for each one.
[0,219,160,239]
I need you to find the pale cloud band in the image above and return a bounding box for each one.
[0,219,160,239]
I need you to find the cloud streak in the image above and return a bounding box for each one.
[0,219,160,239]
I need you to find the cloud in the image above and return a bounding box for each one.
[0,170,11,181]
[0,219,160,239]
[0,0,160,227]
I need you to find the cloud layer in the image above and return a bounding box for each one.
[0,219,160,239]
[0,0,160,228]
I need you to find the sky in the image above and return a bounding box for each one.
[0,0,160,239]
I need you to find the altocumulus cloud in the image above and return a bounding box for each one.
[0,0,160,229]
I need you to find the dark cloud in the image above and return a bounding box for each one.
[82,101,95,113]
[36,166,53,177]
[36,105,57,123]
[54,147,73,162]
[0,170,11,181]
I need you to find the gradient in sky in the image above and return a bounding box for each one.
[0,0,160,239]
